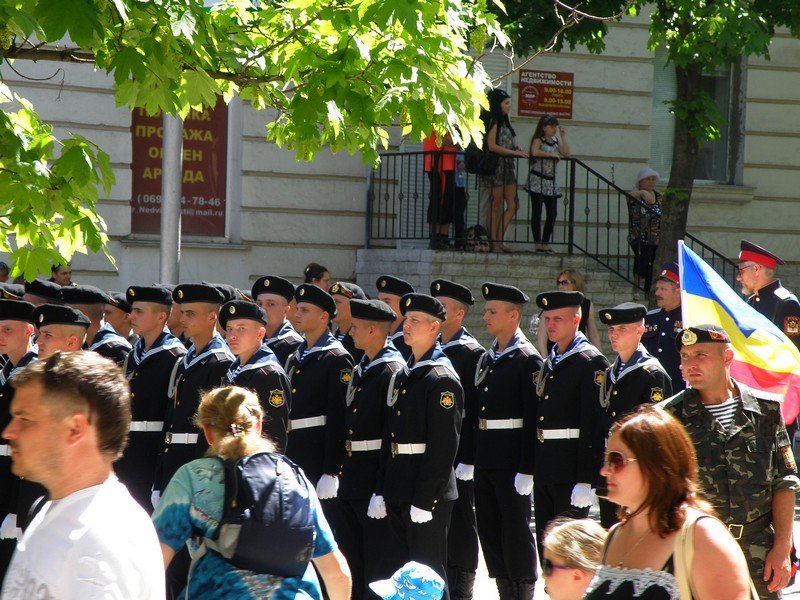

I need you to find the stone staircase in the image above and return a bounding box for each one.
[356,248,647,353]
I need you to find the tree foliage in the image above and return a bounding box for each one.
[0,0,507,279]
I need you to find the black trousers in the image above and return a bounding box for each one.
[529,193,558,244]
[387,500,454,600]
[474,469,537,580]
[337,498,406,600]
[532,483,590,558]
[447,478,479,572]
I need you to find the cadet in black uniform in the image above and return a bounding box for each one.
[62,284,132,365]
[251,275,303,367]
[534,290,609,554]
[219,299,291,452]
[382,293,463,597]
[430,279,484,600]
[337,298,406,600]
[596,302,672,527]
[154,283,234,597]
[642,262,684,391]
[330,281,367,363]
[376,275,414,360]
[104,291,137,345]
[468,283,541,600]
[116,285,186,512]
[285,284,354,498]
[0,300,37,578]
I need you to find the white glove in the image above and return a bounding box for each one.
[409,505,433,523]
[0,513,20,540]
[514,473,534,496]
[150,490,161,510]
[570,482,595,508]
[316,474,339,500]
[455,464,474,481]
[367,494,387,519]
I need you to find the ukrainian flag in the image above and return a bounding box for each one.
[679,241,800,423]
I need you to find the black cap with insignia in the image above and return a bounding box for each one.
[0,299,35,323]
[598,302,647,325]
[32,304,90,328]
[399,293,446,320]
[430,279,474,306]
[536,290,584,311]
[675,324,731,351]
[350,299,397,323]
[61,284,111,305]
[203,282,246,303]
[0,283,24,300]
[219,300,268,328]
[329,281,367,300]
[251,276,295,303]
[482,282,529,304]
[24,279,64,304]
[294,283,337,318]
[107,292,132,314]
[376,275,414,297]
[173,283,227,305]
[126,285,174,306]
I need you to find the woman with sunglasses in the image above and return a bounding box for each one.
[536,269,601,354]
[541,518,605,600]
[585,406,752,599]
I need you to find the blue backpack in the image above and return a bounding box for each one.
[201,452,316,577]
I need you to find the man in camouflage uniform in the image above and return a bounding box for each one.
[662,324,799,599]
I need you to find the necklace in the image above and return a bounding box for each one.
[615,524,651,568]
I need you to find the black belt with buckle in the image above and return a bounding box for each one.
[727,511,772,541]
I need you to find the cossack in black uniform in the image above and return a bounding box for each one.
[116,284,186,512]
[382,294,463,597]
[533,291,609,554]
[642,262,684,391]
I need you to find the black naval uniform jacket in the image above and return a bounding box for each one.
[339,344,406,501]
[642,305,684,391]
[0,351,39,525]
[598,346,672,438]
[225,344,291,453]
[116,332,186,501]
[389,326,413,361]
[535,333,609,486]
[382,344,463,511]
[154,334,234,491]
[470,331,541,473]
[88,322,132,365]
[285,331,354,484]
[440,328,485,467]
[748,279,800,351]
[265,320,304,368]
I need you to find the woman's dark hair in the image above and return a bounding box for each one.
[484,88,515,137]
[532,113,559,141]
[610,406,714,536]
[303,262,329,283]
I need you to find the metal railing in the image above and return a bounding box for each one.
[366,151,737,290]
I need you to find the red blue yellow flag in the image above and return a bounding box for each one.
[679,241,800,423]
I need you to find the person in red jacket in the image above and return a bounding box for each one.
[423,131,464,250]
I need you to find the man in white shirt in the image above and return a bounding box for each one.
[1,351,164,599]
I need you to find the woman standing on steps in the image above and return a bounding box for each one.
[526,114,570,254]
[480,88,528,253]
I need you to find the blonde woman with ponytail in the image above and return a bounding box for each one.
[152,386,352,600]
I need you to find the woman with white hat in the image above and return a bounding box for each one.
[627,167,662,291]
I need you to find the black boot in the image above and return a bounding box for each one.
[450,569,476,600]
[496,578,515,600]
[513,578,535,600]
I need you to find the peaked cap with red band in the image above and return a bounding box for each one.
[657,262,680,285]
[739,240,785,269]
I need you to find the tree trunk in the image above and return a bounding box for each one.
[651,63,703,301]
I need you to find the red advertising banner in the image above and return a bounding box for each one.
[518,70,574,119]
[130,98,228,236]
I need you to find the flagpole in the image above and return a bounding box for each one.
[677,240,687,327]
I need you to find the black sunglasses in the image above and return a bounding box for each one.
[542,557,573,576]
[556,279,571,286]
[604,450,638,473]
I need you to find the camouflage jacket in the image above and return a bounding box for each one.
[661,380,800,523]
